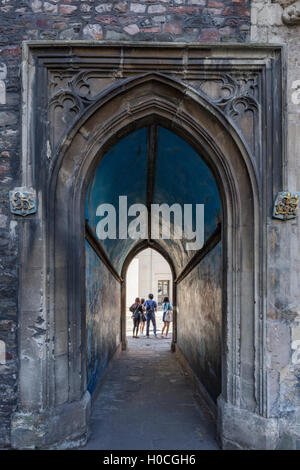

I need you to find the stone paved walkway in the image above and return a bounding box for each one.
[81,314,219,450]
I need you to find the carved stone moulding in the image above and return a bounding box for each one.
[9,187,37,217]
[48,70,260,143]
[282,0,300,24]
[273,191,299,220]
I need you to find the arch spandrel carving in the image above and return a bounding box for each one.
[49,69,260,165]
[45,45,271,178]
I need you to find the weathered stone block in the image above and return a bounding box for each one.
[268,322,291,370]
[0,112,17,127]
[188,0,206,4]
[31,0,43,14]
[124,24,140,35]
[11,391,91,449]
[83,24,103,39]
[148,4,166,14]
[130,3,146,13]
[163,22,182,34]
[44,2,58,14]
[218,398,279,449]
[60,4,77,15]
[95,3,113,13]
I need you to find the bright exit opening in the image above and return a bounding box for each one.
[126,248,173,339]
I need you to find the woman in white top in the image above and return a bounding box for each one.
[161,296,173,338]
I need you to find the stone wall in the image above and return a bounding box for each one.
[250,0,300,448]
[0,0,250,42]
[0,45,20,448]
[85,240,121,395]
[177,242,222,403]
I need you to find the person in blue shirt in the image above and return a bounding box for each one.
[143,293,157,338]
[161,296,173,338]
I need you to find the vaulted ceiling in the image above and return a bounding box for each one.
[85,125,221,275]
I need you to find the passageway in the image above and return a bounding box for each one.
[81,331,218,450]
[83,124,223,449]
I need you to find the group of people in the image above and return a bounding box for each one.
[129,293,173,339]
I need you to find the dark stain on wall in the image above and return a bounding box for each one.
[177,241,222,402]
[85,240,121,395]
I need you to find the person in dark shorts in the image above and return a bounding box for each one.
[139,298,146,336]
[129,297,143,338]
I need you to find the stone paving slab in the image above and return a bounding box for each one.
[81,322,219,450]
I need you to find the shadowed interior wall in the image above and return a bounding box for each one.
[85,240,121,395]
[177,242,222,402]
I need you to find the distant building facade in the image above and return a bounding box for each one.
[126,248,173,310]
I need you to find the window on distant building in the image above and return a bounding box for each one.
[157,280,170,305]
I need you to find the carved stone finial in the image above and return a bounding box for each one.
[9,187,37,217]
[282,0,300,24]
[273,192,299,220]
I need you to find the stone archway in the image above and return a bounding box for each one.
[12,43,283,450]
